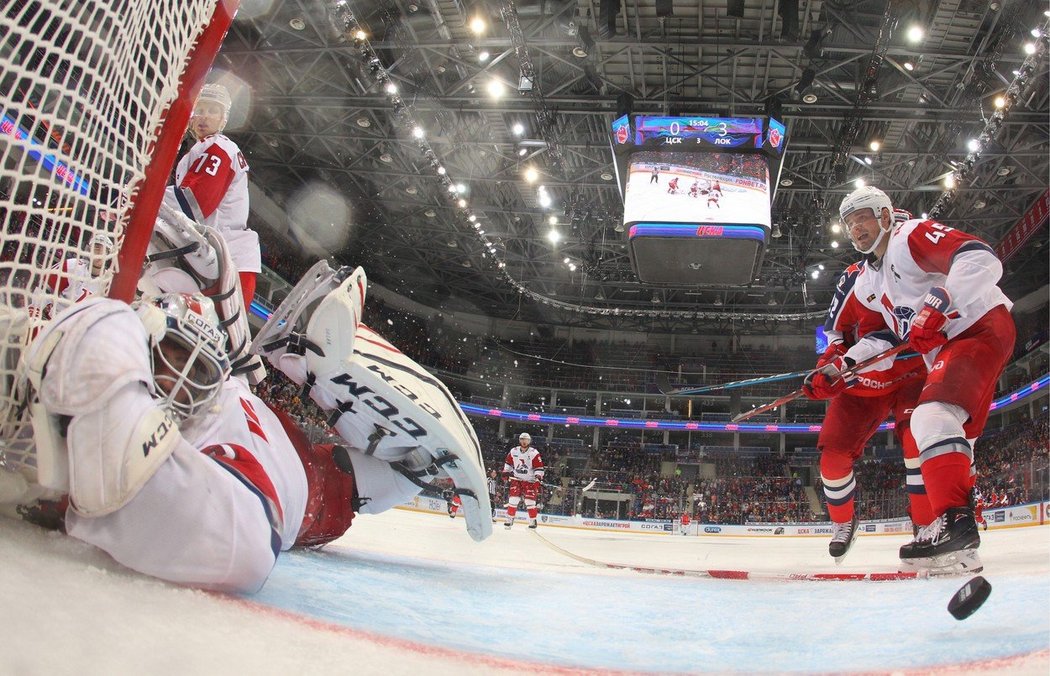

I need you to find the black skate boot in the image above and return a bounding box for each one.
[899,506,982,575]
[528,518,538,530]
[828,515,859,563]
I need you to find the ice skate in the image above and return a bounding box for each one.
[528,518,538,530]
[899,507,982,575]
[504,516,514,529]
[828,515,859,563]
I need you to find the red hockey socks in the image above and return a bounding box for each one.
[920,453,972,516]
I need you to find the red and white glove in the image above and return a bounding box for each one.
[909,287,951,354]
[803,354,855,400]
[815,341,848,370]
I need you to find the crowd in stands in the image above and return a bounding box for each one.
[255,366,1047,525]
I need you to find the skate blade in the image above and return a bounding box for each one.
[899,549,983,576]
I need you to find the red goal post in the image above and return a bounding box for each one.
[0,0,238,492]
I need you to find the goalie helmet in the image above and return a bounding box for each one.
[839,186,893,254]
[135,293,230,422]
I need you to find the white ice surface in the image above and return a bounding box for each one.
[2,508,1048,675]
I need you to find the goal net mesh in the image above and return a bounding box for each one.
[0,0,226,492]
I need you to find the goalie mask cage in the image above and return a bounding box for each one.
[0,0,237,492]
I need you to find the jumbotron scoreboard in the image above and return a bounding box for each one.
[611,114,786,286]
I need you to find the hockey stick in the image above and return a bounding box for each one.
[657,369,810,396]
[529,529,926,581]
[731,343,913,423]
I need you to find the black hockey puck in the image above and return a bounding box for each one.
[947,575,992,620]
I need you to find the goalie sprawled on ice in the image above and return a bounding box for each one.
[7,254,490,594]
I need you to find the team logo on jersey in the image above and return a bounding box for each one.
[881,294,916,338]
[894,305,916,338]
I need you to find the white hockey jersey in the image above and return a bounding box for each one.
[29,257,104,319]
[503,446,544,483]
[846,218,1012,369]
[169,133,260,273]
[45,300,307,592]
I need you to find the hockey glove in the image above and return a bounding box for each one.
[815,341,848,370]
[802,355,856,400]
[909,287,951,354]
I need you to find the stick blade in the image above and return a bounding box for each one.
[948,575,992,620]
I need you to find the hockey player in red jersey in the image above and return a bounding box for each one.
[502,432,544,529]
[164,83,259,308]
[667,177,680,194]
[447,492,462,519]
[14,263,491,593]
[973,486,988,531]
[804,259,931,563]
[827,186,1015,574]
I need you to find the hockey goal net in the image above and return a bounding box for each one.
[0,0,237,495]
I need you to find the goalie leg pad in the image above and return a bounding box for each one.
[281,325,492,542]
[340,449,430,515]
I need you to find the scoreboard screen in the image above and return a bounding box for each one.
[623,151,771,232]
[632,116,764,149]
[610,114,786,286]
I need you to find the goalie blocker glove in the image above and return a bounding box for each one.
[253,262,492,542]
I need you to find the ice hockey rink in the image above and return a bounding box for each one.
[2,507,1047,675]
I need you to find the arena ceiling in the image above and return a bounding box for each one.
[216,0,1049,332]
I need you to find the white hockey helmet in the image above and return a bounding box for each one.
[135,293,230,422]
[196,83,232,123]
[839,186,893,254]
[519,432,532,444]
[90,233,114,252]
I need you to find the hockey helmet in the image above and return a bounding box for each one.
[90,234,114,252]
[519,432,531,444]
[839,186,893,254]
[89,234,114,275]
[196,83,232,115]
[135,293,230,422]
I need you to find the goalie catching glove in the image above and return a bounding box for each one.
[253,261,492,542]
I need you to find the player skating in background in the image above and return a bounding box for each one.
[804,256,930,563]
[825,186,1014,574]
[503,432,544,529]
[666,177,680,194]
[678,510,691,536]
[29,234,113,320]
[16,262,490,593]
[689,179,701,198]
[164,83,260,308]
